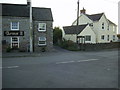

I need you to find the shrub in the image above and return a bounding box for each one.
[60,39,79,51]
[41,47,46,52]
[6,46,12,52]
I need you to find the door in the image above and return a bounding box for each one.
[11,37,19,49]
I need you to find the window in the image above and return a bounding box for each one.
[38,23,46,31]
[107,35,109,41]
[38,37,46,46]
[113,35,115,41]
[85,35,91,41]
[102,22,104,29]
[11,37,19,48]
[113,26,115,32]
[11,22,19,30]
[101,35,105,40]
[107,25,109,30]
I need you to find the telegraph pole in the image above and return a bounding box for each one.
[77,0,79,26]
[76,0,79,43]
[27,0,33,52]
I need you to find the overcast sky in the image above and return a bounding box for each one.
[0,0,119,30]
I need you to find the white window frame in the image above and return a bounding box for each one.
[107,35,109,41]
[85,35,91,41]
[102,22,104,30]
[11,37,19,48]
[11,22,19,30]
[113,35,115,41]
[38,23,46,32]
[38,37,46,46]
[101,35,105,40]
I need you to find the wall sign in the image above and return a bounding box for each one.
[4,31,24,36]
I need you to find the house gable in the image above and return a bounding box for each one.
[72,14,93,25]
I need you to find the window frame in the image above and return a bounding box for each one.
[38,23,46,32]
[38,37,47,46]
[11,37,19,48]
[101,35,105,40]
[102,22,104,30]
[113,35,115,41]
[11,22,19,30]
[85,35,91,41]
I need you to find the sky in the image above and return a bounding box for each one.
[0,0,119,31]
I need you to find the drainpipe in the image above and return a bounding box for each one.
[27,0,33,52]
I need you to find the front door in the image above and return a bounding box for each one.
[11,37,19,49]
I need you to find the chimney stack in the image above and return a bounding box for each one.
[80,7,86,14]
[27,0,31,6]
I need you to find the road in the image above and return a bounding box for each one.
[2,48,119,88]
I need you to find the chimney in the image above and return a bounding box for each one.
[80,7,86,14]
[27,0,31,6]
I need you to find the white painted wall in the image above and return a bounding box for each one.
[63,25,96,43]
[72,14,93,25]
[78,25,96,43]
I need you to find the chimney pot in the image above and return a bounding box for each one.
[80,7,86,14]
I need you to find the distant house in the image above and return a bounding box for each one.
[1,0,53,52]
[63,8,118,44]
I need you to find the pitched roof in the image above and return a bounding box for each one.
[2,3,29,17]
[1,3,53,21]
[86,13,104,21]
[63,24,88,34]
[32,7,53,21]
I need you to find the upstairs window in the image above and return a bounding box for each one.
[38,23,46,32]
[85,35,91,41]
[102,22,104,29]
[107,25,109,30]
[38,37,46,46]
[11,22,19,30]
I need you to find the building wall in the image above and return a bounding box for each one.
[63,25,96,43]
[95,14,118,43]
[2,16,53,52]
[33,21,53,52]
[2,16,30,52]
[63,34,77,42]
[72,14,93,25]
[78,25,96,43]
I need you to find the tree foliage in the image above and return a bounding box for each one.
[53,27,62,44]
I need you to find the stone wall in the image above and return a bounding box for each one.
[33,21,53,52]
[2,16,30,52]
[79,42,120,51]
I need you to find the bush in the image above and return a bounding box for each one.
[41,47,46,52]
[60,39,79,51]
[6,46,12,52]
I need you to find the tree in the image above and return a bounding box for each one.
[53,27,62,45]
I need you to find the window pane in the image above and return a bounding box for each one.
[38,23,46,31]
[11,22,19,30]
[85,36,91,41]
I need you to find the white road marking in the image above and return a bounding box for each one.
[0,66,19,69]
[56,59,99,64]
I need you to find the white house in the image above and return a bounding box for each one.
[63,8,118,43]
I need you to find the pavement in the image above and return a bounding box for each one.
[2,46,119,58]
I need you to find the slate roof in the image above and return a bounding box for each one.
[86,13,104,21]
[63,24,88,34]
[1,3,53,21]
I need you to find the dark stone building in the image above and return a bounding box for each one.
[1,1,53,52]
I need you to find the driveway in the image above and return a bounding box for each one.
[2,47,119,88]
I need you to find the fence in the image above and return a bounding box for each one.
[79,42,120,51]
